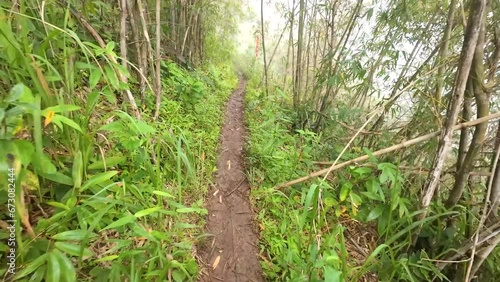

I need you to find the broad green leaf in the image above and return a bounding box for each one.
[46,201,70,211]
[40,172,73,186]
[339,182,352,202]
[53,249,77,281]
[13,140,35,166]
[54,242,93,257]
[174,223,198,229]
[15,253,48,279]
[95,255,119,263]
[89,69,102,90]
[74,62,93,69]
[72,151,83,189]
[172,270,186,282]
[81,171,118,192]
[52,115,82,132]
[86,90,100,113]
[349,192,362,206]
[324,197,338,207]
[366,204,385,222]
[363,148,378,164]
[98,121,124,132]
[104,65,119,88]
[353,166,372,176]
[102,215,136,230]
[300,183,320,229]
[135,120,156,135]
[134,207,161,218]
[5,105,26,117]
[28,265,45,282]
[152,190,175,198]
[53,230,97,241]
[42,105,80,114]
[88,156,126,170]
[32,153,57,175]
[106,41,116,52]
[45,252,61,282]
[7,83,33,103]
[176,207,207,214]
[324,266,342,282]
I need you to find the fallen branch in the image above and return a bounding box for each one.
[337,120,382,135]
[437,221,500,270]
[276,112,500,189]
[311,162,492,177]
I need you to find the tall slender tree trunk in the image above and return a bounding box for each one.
[118,0,140,118]
[261,0,269,96]
[293,0,305,109]
[416,0,486,230]
[153,0,162,120]
[447,11,489,208]
[434,0,457,108]
[126,0,145,98]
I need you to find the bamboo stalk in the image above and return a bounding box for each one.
[58,0,141,119]
[276,112,500,189]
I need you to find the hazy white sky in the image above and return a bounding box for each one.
[236,0,284,53]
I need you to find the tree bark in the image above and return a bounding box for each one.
[293,0,305,109]
[434,0,457,108]
[276,111,500,189]
[260,0,269,96]
[487,121,500,224]
[153,0,162,120]
[447,11,489,208]
[417,0,486,229]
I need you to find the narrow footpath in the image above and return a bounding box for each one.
[198,80,264,282]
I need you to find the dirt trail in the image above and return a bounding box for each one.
[198,80,264,282]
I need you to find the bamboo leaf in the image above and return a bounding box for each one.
[81,171,118,192]
[15,253,48,279]
[102,215,136,230]
[45,252,61,282]
[134,207,161,218]
[53,230,97,241]
[54,242,93,257]
[72,151,83,189]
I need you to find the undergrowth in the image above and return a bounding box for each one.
[245,75,459,281]
[0,3,237,281]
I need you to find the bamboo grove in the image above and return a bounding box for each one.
[250,0,500,280]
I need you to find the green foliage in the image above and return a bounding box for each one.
[245,81,459,281]
[0,2,238,280]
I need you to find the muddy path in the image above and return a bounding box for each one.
[198,80,264,282]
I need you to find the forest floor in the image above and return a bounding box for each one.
[197,80,264,282]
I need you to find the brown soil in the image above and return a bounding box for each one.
[197,80,264,282]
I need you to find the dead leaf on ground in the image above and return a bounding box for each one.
[212,255,221,269]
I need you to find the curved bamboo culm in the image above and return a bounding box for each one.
[276,111,500,189]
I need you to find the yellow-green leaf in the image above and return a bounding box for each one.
[134,207,161,218]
